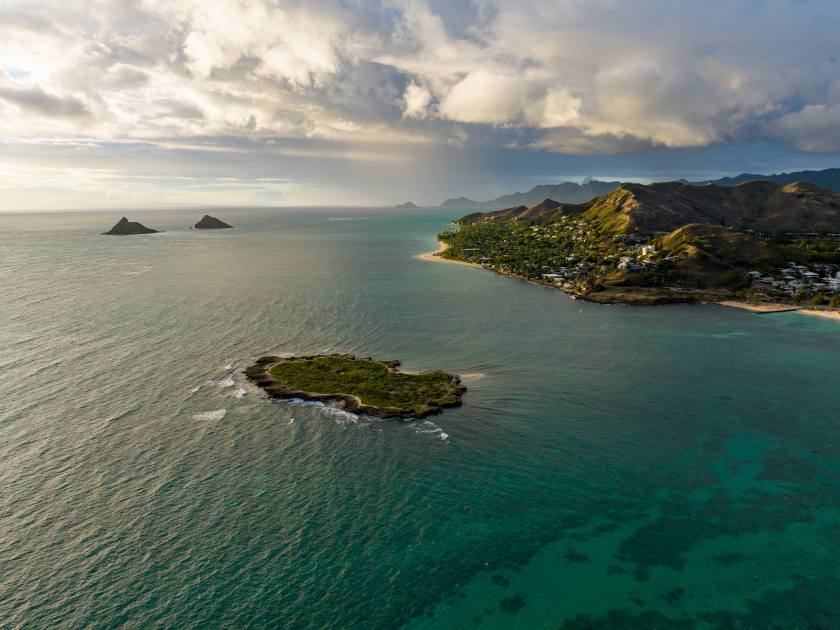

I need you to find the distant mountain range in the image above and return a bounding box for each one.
[440,181,620,208]
[441,168,840,209]
[695,167,840,191]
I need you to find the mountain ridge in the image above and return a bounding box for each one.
[441,167,840,210]
[695,167,840,191]
[468,180,840,236]
[440,181,620,208]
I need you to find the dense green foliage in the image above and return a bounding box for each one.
[438,213,633,290]
[269,356,460,411]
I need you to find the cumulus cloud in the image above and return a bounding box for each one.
[2,0,840,208]
[402,82,432,118]
[2,0,840,154]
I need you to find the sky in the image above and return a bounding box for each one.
[2,0,840,210]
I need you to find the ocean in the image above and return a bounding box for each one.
[1,207,839,628]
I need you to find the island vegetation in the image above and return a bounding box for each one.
[245,354,466,418]
[437,180,840,308]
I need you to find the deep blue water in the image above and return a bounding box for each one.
[1,207,839,628]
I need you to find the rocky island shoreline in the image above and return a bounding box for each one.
[245,354,466,419]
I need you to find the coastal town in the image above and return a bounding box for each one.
[437,211,840,307]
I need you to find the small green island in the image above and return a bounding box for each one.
[245,354,466,419]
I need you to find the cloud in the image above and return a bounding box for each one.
[2,0,840,209]
[176,1,345,86]
[528,129,654,155]
[439,70,526,125]
[0,82,91,119]
[770,104,840,153]
[2,0,839,154]
[402,82,432,118]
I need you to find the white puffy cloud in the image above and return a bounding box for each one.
[2,0,840,208]
[402,82,432,118]
[3,0,840,153]
[439,71,526,125]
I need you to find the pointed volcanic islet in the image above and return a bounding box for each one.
[102,217,159,235]
[194,214,234,229]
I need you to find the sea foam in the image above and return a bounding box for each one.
[192,409,226,421]
[282,398,359,423]
[410,419,450,441]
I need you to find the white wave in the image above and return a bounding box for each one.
[281,398,358,423]
[409,419,449,441]
[192,409,226,421]
[218,377,235,387]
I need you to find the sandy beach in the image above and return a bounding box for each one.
[798,308,840,321]
[415,241,484,269]
[717,300,802,313]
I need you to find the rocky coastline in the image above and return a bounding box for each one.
[245,354,466,419]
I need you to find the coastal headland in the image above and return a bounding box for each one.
[245,354,466,419]
[430,180,840,314]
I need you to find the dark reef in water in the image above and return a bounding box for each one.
[245,354,465,419]
[194,215,234,229]
[102,217,158,235]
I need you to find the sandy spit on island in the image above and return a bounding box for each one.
[415,241,484,269]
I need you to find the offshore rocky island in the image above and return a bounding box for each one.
[245,354,466,419]
[437,180,840,309]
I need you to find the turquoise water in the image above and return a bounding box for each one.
[1,208,839,629]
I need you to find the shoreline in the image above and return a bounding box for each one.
[715,300,802,314]
[244,354,466,419]
[798,308,840,321]
[415,241,485,269]
[419,248,840,316]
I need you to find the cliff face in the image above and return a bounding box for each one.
[102,217,158,235]
[194,215,233,229]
